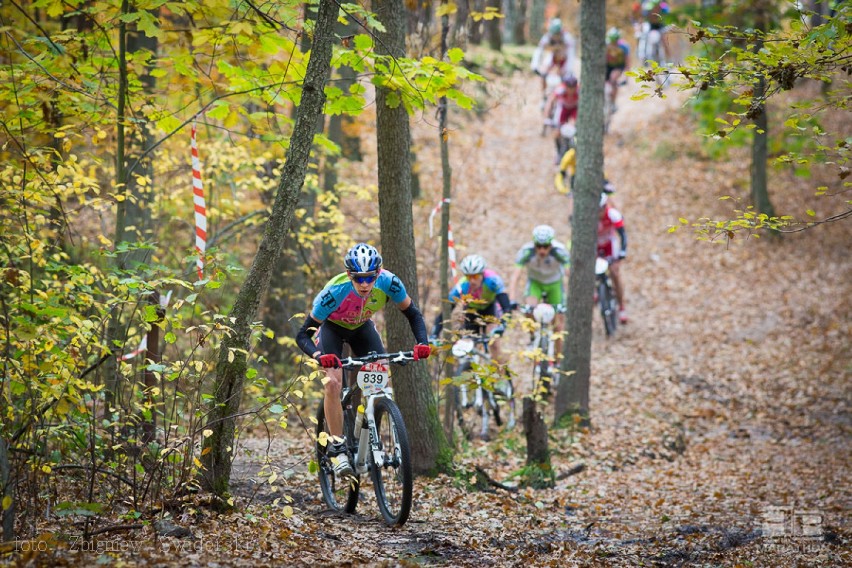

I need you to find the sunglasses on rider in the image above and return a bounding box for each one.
[350,271,378,284]
[535,243,551,249]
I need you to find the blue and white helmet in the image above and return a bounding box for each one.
[460,254,487,275]
[344,243,382,273]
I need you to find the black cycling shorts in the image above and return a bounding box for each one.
[315,320,385,358]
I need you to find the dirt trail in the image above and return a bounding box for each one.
[222,65,851,566]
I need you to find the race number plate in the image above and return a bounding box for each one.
[357,362,390,396]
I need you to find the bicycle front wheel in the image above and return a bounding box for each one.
[369,397,413,526]
[315,398,360,514]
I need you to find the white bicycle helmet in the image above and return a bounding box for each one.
[606,27,621,42]
[532,225,556,246]
[344,243,382,273]
[460,254,487,275]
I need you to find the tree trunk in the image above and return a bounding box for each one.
[200,0,337,496]
[122,15,158,269]
[0,439,13,541]
[554,0,606,427]
[514,0,527,45]
[469,0,484,45]
[438,3,456,441]
[523,397,548,463]
[485,0,502,50]
[373,0,453,475]
[104,0,132,411]
[503,0,516,44]
[528,0,546,45]
[750,8,776,222]
[455,0,471,47]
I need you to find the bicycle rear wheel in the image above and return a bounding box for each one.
[599,281,618,337]
[315,398,360,514]
[369,397,413,526]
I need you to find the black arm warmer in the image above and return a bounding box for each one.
[401,302,429,345]
[430,312,444,338]
[617,226,627,254]
[495,292,512,316]
[295,314,322,357]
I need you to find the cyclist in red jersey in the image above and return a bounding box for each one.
[597,195,628,324]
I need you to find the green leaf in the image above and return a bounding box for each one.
[353,34,372,50]
[806,209,816,216]
[164,332,176,344]
[447,47,464,64]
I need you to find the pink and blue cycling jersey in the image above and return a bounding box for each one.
[311,270,408,330]
[449,269,506,311]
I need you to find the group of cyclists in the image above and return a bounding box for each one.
[296,10,649,472]
[533,3,670,161]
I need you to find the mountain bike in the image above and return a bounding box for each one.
[525,301,566,395]
[595,256,618,337]
[450,333,515,441]
[315,351,414,526]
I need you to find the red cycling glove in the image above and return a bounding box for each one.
[318,354,341,368]
[413,344,431,361]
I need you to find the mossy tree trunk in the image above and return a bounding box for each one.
[373,0,453,475]
[200,0,337,496]
[554,0,606,427]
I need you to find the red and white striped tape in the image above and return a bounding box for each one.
[191,123,207,281]
[428,199,458,283]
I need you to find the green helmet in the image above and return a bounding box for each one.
[548,18,562,34]
[606,27,621,42]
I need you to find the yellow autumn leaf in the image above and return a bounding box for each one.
[282,505,294,518]
[193,457,203,468]
[202,429,213,438]
[228,350,235,363]
[268,472,278,485]
[2,496,11,510]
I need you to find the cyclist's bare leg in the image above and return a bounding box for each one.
[609,261,625,309]
[554,312,565,362]
[323,367,344,438]
[609,69,623,103]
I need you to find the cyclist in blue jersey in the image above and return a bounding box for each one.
[431,254,513,364]
[295,243,431,478]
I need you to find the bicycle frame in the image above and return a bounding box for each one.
[529,302,565,392]
[339,352,411,475]
[450,333,514,439]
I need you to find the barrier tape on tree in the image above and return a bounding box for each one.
[191,122,207,281]
[428,198,458,284]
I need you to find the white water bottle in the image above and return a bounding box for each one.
[353,405,365,440]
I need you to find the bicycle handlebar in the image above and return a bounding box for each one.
[339,351,414,369]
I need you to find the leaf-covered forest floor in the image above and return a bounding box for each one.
[20,53,851,568]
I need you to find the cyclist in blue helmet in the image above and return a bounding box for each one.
[295,243,431,477]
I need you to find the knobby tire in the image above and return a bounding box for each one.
[316,396,360,514]
[369,397,413,526]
